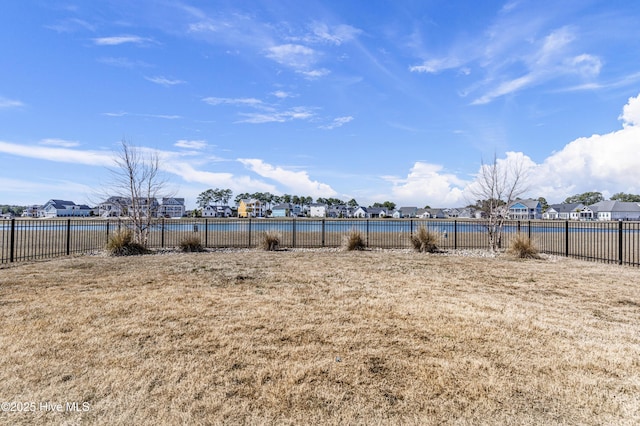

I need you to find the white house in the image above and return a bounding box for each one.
[543,203,585,220]
[21,205,42,217]
[353,207,388,218]
[39,199,92,218]
[507,199,542,220]
[203,205,233,218]
[590,201,640,221]
[158,198,185,218]
[393,207,418,218]
[309,204,328,218]
[98,196,128,218]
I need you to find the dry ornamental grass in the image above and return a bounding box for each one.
[0,249,639,425]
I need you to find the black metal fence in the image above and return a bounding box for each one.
[2,218,640,266]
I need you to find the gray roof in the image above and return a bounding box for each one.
[509,199,540,209]
[590,201,640,213]
[548,203,584,213]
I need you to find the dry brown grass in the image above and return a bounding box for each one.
[342,230,366,251]
[1,250,640,425]
[507,233,540,259]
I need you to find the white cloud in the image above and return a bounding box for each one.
[166,162,276,194]
[469,93,640,203]
[202,97,263,107]
[93,35,153,46]
[272,90,294,99]
[297,68,331,79]
[0,141,113,166]
[145,76,186,86]
[0,97,24,108]
[238,158,337,197]
[409,57,462,74]
[39,138,80,148]
[305,22,361,46]
[175,140,207,150]
[320,116,353,130]
[237,107,314,124]
[97,57,152,68]
[620,93,640,127]
[384,162,469,207]
[265,44,317,69]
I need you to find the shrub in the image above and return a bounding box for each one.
[343,229,366,251]
[180,235,205,252]
[106,229,149,256]
[507,233,540,259]
[261,231,281,251]
[410,226,440,253]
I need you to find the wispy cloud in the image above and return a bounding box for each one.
[265,44,317,69]
[97,56,152,68]
[203,94,315,124]
[0,141,113,166]
[101,111,181,120]
[39,138,80,148]
[0,97,24,109]
[301,22,362,46]
[175,139,207,150]
[93,35,154,46]
[46,18,95,33]
[320,116,353,130]
[202,97,263,107]
[409,7,605,105]
[272,90,295,99]
[145,76,186,87]
[237,107,314,124]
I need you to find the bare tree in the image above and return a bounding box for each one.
[108,140,168,247]
[470,153,529,251]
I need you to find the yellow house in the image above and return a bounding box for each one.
[238,199,264,218]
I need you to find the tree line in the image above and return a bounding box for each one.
[194,188,403,211]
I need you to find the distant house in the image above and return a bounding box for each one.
[21,205,42,217]
[327,205,349,218]
[426,209,447,219]
[543,203,585,220]
[457,208,476,219]
[352,206,387,218]
[445,208,460,218]
[39,199,92,218]
[309,204,328,218]
[393,207,418,218]
[271,203,293,217]
[416,208,431,219]
[507,199,542,220]
[203,205,233,218]
[590,201,640,221]
[158,198,185,218]
[238,199,265,218]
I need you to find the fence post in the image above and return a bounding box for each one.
[322,219,325,247]
[528,221,531,239]
[9,218,15,263]
[565,220,569,257]
[106,220,110,245]
[248,218,252,247]
[619,220,623,265]
[66,219,71,256]
[410,219,414,239]
[161,218,165,248]
[454,220,458,250]
[205,219,208,248]
[366,219,370,247]
[292,218,296,248]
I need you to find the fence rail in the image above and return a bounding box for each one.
[2,218,640,266]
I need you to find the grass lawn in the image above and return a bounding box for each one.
[1,249,639,425]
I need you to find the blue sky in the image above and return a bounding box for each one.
[2,0,640,209]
